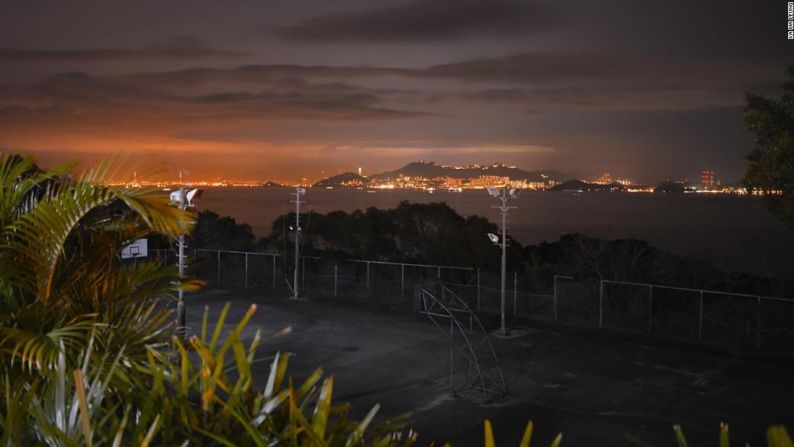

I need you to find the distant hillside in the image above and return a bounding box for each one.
[654,181,685,193]
[262,181,286,187]
[312,172,367,187]
[369,161,563,182]
[550,180,626,192]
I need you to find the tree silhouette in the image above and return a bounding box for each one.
[742,66,794,228]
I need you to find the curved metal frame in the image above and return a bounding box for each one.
[418,284,506,402]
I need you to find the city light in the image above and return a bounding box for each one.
[107,163,751,196]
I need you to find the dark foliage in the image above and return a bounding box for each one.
[523,234,792,296]
[191,209,264,251]
[195,202,793,297]
[742,66,794,228]
[261,201,524,270]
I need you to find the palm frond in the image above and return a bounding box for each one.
[0,316,95,373]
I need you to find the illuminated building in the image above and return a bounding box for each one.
[467,175,510,188]
[701,170,715,189]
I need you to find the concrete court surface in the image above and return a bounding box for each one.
[185,290,794,446]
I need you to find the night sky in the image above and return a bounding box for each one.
[0,1,790,183]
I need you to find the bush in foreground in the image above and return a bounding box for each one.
[0,153,410,445]
[1,302,413,445]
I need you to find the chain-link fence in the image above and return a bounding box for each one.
[193,249,283,290]
[299,257,477,308]
[553,278,794,350]
[149,248,794,352]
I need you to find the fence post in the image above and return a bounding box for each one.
[599,280,604,327]
[476,268,481,311]
[245,252,249,288]
[217,250,221,284]
[756,296,762,348]
[698,290,704,342]
[334,263,338,297]
[401,264,405,298]
[366,262,370,290]
[553,276,558,321]
[513,271,518,315]
[272,255,276,290]
[648,285,653,334]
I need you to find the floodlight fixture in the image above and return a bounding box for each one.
[509,188,518,198]
[487,187,500,198]
[186,188,203,205]
[487,233,499,244]
[170,188,203,207]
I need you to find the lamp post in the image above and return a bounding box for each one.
[170,187,202,335]
[487,186,519,335]
[291,186,306,299]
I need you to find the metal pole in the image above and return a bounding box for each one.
[401,264,405,298]
[244,252,248,288]
[648,285,653,334]
[271,255,276,290]
[756,296,762,348]
[449,318,454,391]
[476,268,481,311]
[437,266,441,280]
[513,271,518,315]
[553,276,558,321]
[500,189,507,335]
[334,263,338,297]
[176,187,187,334]
[292,187,302,299]
[598,279,604,327]
[698,290,704,342]
[366,261,370,290]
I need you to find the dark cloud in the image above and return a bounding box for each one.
[97,52,782,112]
[422,53,783,88]
[119,64,412,92]
[0,69,431,146]
[458,85,748,111]
[0,46,779,150]
[0,0,788,182]
[85,50,778,100]
[0,36,244,64]
[278,0,559,42]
